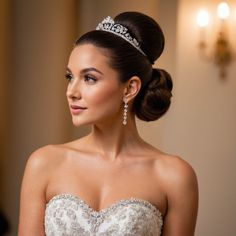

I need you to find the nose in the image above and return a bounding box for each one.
[66,80,81,100]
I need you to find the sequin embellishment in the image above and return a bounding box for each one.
[45,194,163,236]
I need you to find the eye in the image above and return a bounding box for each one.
[84,74,97,84]
[65,73,73,81]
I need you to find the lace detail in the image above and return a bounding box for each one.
[45,194,163,236]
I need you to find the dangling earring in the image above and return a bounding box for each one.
[123,100,128,125]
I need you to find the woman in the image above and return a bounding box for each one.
[19,12,198,235]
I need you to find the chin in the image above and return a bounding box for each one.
[72,116,86,126]
[71,116,94,127]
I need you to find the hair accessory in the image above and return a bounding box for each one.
[96,16,146,56]
[123,100,128,125]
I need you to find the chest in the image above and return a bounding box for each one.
[46,156,166,215]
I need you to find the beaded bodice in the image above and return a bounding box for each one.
[44,194,163,236]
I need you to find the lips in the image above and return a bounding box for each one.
[70,105,86,109]
[70,104,87,115]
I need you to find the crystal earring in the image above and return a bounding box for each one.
[123,100,128,125]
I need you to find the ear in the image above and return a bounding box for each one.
[123,76,141,102]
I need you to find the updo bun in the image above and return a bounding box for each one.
[114,12,173,121]
[114,12,165,64]
[75,11,173,121]
[134,68,173,121]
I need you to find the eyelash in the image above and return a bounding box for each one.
[65,73,97,83]
[84,75,97,83]
[65,73,73,81]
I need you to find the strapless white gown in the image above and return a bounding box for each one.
[44,194,163,236]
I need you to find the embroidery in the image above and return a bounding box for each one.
[45,194,163,236]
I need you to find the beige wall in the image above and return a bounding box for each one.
[1,0,79,234]
[172,0,236,235]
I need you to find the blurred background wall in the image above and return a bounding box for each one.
[0,0,235,235]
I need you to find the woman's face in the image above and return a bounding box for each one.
[66,44,125,127]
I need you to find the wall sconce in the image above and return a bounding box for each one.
[197,2,235,79]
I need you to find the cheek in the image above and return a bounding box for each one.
[85,84,123,110]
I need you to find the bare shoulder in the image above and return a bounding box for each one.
[154,153,198,193]
[21,144,69,199]
[27,144,62,164]
[25,138,88,171]
[26,135,91,169]
[152,153,198,234]
[19,144,68,235]
[25,144,68,177]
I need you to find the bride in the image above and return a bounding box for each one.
[18,11,198,236]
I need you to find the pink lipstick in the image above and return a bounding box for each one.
[70,105,87,115]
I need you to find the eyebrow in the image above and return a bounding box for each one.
[66,67,104,75]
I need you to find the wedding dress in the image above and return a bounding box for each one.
[45,194,163,236]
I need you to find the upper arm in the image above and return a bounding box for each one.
[18,147,51,235]
[161,157,198,236]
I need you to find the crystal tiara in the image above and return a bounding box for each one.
[96,16,146,56]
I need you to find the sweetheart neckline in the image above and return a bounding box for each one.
[46,193,163,217]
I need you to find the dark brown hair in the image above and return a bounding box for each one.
[75,12,173,121]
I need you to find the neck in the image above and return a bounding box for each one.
[86,116,143,161]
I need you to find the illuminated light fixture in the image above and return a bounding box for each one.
[197,9,209,27]
[217,2,229,19]
[197,2,235,79]
[197,9,209,49]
